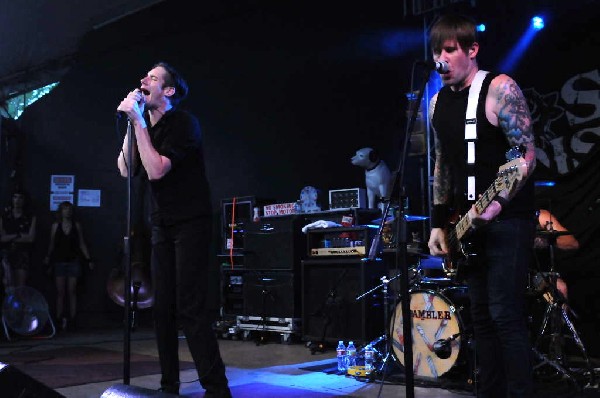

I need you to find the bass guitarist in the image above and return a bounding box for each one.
[426,14,537,398]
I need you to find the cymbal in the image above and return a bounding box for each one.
[405,215,429,222]
[536,230,573,237]
[371,214,429,224]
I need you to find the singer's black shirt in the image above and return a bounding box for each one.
[142,108,212,225]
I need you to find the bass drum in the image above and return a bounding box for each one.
[390,287,470,378]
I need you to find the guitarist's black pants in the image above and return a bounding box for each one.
[466,217,536,398]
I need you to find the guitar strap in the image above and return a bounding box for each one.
[465,70,489,202]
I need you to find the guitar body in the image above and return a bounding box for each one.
[444,219,479,283]
[442,147,528,282]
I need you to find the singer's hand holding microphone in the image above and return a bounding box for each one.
[116,88,145,120]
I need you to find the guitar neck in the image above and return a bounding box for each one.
[454,179,502,241]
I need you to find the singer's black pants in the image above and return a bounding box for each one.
[151,216,230,396]
[466,217,536,398]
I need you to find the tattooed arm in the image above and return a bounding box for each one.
[467,73,537,226]
[428,93,452,256]
[488,73,536,200]
[430,94,452,207]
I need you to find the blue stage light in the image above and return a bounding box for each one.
[476,24,486,32]
[531,16,545,30]
[498,15,545,73]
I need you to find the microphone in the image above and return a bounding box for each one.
[418,60,449,74]
[116,88,145,119]
[432,333,460,359]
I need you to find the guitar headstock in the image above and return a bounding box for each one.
[496,156,527,193]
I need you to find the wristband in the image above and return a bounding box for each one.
[494,196,509,210]
[430,204,449,229]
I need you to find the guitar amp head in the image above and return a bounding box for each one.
[328,188,366,210]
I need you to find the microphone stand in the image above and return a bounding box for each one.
[122,118,134,384]
[368,65,433,398]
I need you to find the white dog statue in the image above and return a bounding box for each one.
[351,147,392,210]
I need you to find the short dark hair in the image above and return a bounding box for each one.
[154,61,189,107]
[429,13,478,55]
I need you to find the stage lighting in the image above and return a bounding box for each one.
[476,24,486,32]
[534,180,555,187]
[531,16,545,30]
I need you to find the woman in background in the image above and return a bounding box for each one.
[1,190,36,290]
[44,201,94,331]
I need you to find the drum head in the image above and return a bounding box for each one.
[390,289,463,378]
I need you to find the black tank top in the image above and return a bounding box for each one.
[51,222,81,262]
[432,72,534,219]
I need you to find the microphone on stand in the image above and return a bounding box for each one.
[417,60,450,74]
[432,333,461,359]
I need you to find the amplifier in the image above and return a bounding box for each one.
[310,247,366,256]
[306,226,375,258]
[329,188,366,210]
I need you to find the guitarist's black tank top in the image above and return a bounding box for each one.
[432,71,534,219]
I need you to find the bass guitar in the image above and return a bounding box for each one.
[445,147,528,282]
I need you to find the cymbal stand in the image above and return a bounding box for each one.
[532,235,596,388]
[356,273,402,375]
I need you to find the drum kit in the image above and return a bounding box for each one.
[358,211,596,390]
[358,213,475,385]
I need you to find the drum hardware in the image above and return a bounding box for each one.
[531,271,596,389]
[415,254,453,286]
[530,228,596,388]
[355,273,402,376]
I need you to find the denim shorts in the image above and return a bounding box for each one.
[53,261,82,278]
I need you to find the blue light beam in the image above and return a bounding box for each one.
[497,16,545,74]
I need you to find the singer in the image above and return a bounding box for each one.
[117,62,231,397]
[426,14,536,398]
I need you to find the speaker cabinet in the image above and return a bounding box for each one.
[221,269,245,316]
[301,258,386,345]
[0,362,64,397]
[243,271,299,318]
[221,196,255,255]
[243,215,305,270]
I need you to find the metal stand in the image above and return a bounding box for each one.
[116,116,135,385]
[356,273,402,374]
[532,233,596,389]
[365,62,435,398]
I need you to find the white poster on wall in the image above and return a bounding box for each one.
[50,174,75,194]
[50,193,74,211]
[78,189,101,207]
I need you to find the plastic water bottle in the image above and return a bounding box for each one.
[336,340,347,373]
[346,341,357,368]
[364,343,375,372]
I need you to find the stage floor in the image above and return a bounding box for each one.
[0,323,598,397]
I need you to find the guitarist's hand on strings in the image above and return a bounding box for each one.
[467,196,504,228]
[428,228,448,256]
